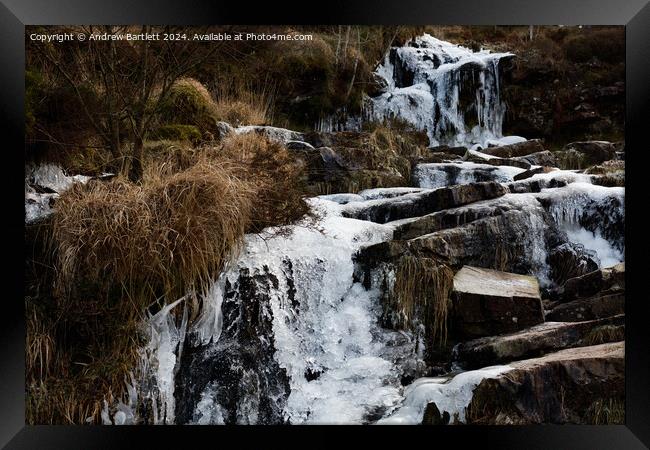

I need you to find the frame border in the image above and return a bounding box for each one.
[3,1,649,448]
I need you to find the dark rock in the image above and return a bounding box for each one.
[429,145,468,157]
[423,402,450,425]
[174,266,291,424]
[512,150,557,167]
[480,139,546,158]
[546,292,624,322]
[562,263,624,302]
[466,342,625,424]
[285,140,315,150]
[564,141,617,166]
[455,315,624,369]
[513,166,555,181]
[548,242,600,286]
[451,266,544,339]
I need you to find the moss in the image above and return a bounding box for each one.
[153,124,202,144]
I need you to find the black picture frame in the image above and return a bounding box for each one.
[3,1,649,448]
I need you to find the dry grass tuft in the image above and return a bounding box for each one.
[581,324,625,346]
[586,398,625,424]
[53,157,256,299]
[392,255,454,347]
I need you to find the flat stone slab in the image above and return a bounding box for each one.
[454,315,624,369]
[452,266,544,338]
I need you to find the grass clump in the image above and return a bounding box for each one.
[586,398,625,424]
[581,325,625,346]
[392,255,454,348]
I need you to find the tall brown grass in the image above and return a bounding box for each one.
[392,255,454,348]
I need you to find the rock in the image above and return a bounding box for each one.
[562,263,624,302]
[463,151,532,170]
[466,342,625,424]
[405,206,564,277]
[413,162,526,188]
[451,266,544,339]
[479,139,546,158]
[512,150,557,167]
[454,315,624,369]
[513,166,555,181]
[564,141,617,166]
[546,292,624,322]
[366,72,389,97]
[342,181,507,223]
[213,121,235,140]
[422,402,450,425]
[234,125,305,144]
[429,145,468,157]
[547,242,600,286]
[285,140,315,150]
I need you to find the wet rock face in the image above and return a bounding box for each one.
[454,315,624,369]
[466,342,625,424]
[548,242,600,286]
[174,266,291,424]
[451,266,544,339]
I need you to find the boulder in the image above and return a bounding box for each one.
[547,242,600,286]
[512,150,557,167]
[466,342,625,424]
[454,315,624,369]
[562,263,624,302]
[451,266,544,339]
[545,292,624,322]
[480,139,546,158]
[564,141,617,166]
[342,181,507,223]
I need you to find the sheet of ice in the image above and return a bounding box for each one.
[414,162,525,188]
[485,135,528,146]
[358,187,425,200]
[377,365,512,424]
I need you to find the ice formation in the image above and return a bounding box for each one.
[414,162,525,188]
[181,198,417,424]
[365,34,514,147]
[377,365,512,424]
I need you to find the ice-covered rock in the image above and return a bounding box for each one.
[413,161,525,188]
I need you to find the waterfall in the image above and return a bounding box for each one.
[363,34,514,147]
[168,198,422,424]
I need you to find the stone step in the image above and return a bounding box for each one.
[454,315,624,369]
[451,266,544,339]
